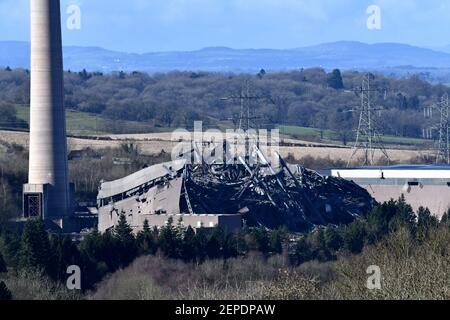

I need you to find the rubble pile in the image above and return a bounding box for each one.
[182,161,375,232]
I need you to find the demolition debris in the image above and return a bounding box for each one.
[98,139,375,233]
[182,153,374,232]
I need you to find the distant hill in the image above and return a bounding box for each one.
[2,40,450,76]
[434,44,450,54]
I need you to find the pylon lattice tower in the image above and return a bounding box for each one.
[436,93,450,164]
[221,80,268,131]
[348,73,390,167]
[220,80,276,164]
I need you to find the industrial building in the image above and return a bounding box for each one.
[16,0,382,234]
[330,165,450,218]
[22,0,73,229]
[97,159,242,233]
[20,0,99,233]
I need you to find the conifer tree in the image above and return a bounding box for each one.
[143,219,151,233]
[115,214,135,243]
[19,219,52,275]
[220,228,238,259]
[0,281,12,300]
[114,214,137,267]
[235,230,248,255]
[252,228,270,254]
[181,226,197,261]
[324,227,343,251]
[194,230,208,262]
[290,237,312,265]
[316,228,326,250]
[417,207,439,242]
[343,221,367,254]
[49,235,80,281]
[270,229,284,254]
[0,251,7,273]
[137,219,155,255]
[390,195,416,234]
[158,217,179,258]
[79,230,110,288]
[206,227,222,259]
[441,209,450,226]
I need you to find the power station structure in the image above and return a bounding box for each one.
[23,0,73,229]
[347,73,390,167]
[330,165,450,219]
[17,1,446,235]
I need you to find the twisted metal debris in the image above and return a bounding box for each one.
[181,151,375,232]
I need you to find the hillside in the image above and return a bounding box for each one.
[13,105,164,135]
[2,41,450,81]
[0,68,446,146]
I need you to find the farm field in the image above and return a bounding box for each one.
[0,129,432,164]
[0,106,433,165]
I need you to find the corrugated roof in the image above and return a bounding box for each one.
[333,164,450,171]
[97,159,186,199]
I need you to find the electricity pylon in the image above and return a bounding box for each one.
[347,73,390,167]
[220,80,270,131]
[220,80,275,163]
[436,93,450,164]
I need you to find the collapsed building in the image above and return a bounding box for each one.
[98,142,375,233]
[97,159,242,233]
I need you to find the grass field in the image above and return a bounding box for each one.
[14,105,171,135]
[6,106,434,164]
[12,106,432,149]
[278,125,430,147]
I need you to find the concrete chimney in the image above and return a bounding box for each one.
[24,0,71,221]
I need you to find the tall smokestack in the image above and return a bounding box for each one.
[24,0,70,220]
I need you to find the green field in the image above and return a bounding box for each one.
[15,105,171,135]
[278,125,336,141]
[11,106,431,148]
[278,125,430,147]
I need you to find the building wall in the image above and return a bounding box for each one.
[330,166,450,219]
[98,177,183,232]
[137,214,242,233]
[361,184,450,219]
[98,176,242,233]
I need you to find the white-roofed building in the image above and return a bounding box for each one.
[329,164,450,218]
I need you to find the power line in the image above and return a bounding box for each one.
[423,93,450,164]
[347,73,390,167]
[220,79,274,132]
[436,93,450,164]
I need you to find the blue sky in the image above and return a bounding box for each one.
[1,0,450,52]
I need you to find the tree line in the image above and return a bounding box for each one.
[0,214,286,293]
[289,195,448,265]
[1,195,449,299]
[1,67,449,138]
